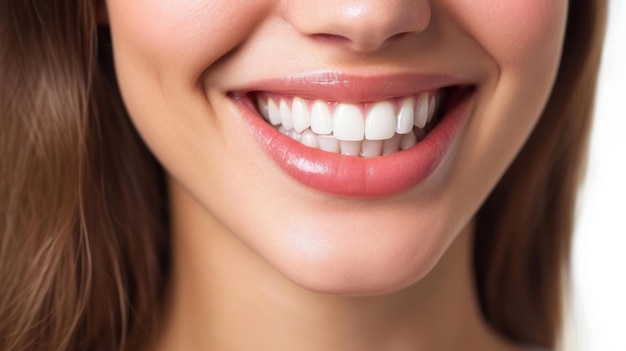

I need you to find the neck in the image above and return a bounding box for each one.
[154,180,519,351]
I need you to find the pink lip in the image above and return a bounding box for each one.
[236,71,474,102]
[231,73,475,198]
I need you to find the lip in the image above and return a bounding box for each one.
[234,71,474,102]
[230,73,475,197]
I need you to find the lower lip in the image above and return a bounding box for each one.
[236,89,474,198]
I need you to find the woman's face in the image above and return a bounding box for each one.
[104,0,567,293]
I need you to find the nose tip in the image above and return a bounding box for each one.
[284,0,431,52]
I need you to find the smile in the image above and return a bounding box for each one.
[254,91,441,157]
[232,73,475,197]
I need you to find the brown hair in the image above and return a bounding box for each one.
[0,0,606,350]
[474,0,607,348]
[1,1,168,350]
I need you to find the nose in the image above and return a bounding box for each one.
[282,0,431,52]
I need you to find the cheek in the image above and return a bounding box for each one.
[443,0,568,68]
[105,0,272,77]
[439,1,568,230]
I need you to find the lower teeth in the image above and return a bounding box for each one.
[277,126,426,157]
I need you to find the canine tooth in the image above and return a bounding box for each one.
[301,129,318,148]
[279,99,293,130]
[365,101,396,140]
[278,125,289,136]
[318,135,340,153]
[268,99,282,126]
[333,103,364,141]
[310,100,333,134]
[396,98,415,134]
[340,140,362,156]
[292,97,311,133]
[400,132,417,150]
[361,139,383,158]
[414,93,429,128]
[382,133,402,155]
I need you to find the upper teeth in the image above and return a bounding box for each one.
[255,92,439,157]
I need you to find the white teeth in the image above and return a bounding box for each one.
[288,129,301,142]
[382,133,402,155]
[301,129,318,148]
[310,100,333,134]
[365,101,396,140]
[318,134,340,153]
[257,96,269,120]
[396,98,415,134]
[255,90,442,157]
[361,139,383,158]
[414,93,429,129]
[292,97,311,133]
[333,103,364,141]
[400,132,417,150]
[267,99,282,126]
[340,140,361,156]
[427,92,437,124]
[279,99,294,130]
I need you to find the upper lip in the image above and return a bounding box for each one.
[229,71,475,103]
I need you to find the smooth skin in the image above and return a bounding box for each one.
[102,0,567,350]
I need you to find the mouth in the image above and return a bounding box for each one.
[231,73,475,197]
[252,89,444,157]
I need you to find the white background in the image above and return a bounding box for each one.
[572,0,626,350]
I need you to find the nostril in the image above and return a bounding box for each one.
[310,32,408,52]
[314,31,412,44]
[310,33,352,46]
[388,32,412,42]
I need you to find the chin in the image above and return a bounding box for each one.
[257,222,455,296]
